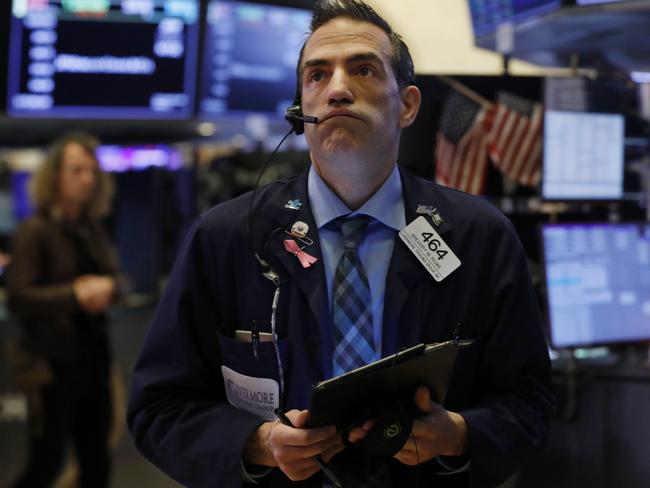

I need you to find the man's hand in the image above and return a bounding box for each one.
[243,410,342,481]
[393,386,468,466]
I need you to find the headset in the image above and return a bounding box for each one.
[284,92,319,135]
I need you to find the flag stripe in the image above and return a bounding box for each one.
[435,105,492,195]
[487,97,543,187]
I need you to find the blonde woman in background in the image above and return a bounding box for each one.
[7,132,121,488]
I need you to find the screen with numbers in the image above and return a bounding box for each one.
[543,110,625,200]
[541,77,642,201]
[197,0,311,119]
[541,222,650,348]
[6,0,200,119]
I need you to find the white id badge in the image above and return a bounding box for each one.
[221,366,279,420]
[399,216,461,282]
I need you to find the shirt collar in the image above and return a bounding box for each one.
[307,164,405,232]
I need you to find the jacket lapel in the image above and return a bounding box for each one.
[260,172,330,377]
[382,169,456,355]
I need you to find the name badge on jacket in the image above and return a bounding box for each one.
[221,366,279,420]
[399,216,461,282]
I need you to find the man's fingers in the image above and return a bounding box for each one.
[321,440,345,462]
[393,448,419,466]
[278,434,341,459]
[399,435,421,454]
[411,417,439,439]
[276,455,317,472]
[272,419,337,447]
[285,409,309,428]
[345,418,376,444]
[414,386,434,413]
[279,461,322,481]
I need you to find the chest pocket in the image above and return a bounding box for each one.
[217,333,290,386]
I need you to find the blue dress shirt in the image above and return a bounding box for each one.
[307,165,405,377]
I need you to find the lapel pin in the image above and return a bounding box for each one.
[290,221,309,238]
[285,199,303,210]
[430,208,444,227]
[285,220,314,246]
[416,204,444,227]
[284,239,318,269]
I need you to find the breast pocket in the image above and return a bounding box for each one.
[217,333,291,385]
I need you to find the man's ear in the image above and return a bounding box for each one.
[399,85,422,129]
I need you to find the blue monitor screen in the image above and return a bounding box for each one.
[541,223,650,348]
[198,0,311,118]
[6,0,200,119]
[468,0,560,37]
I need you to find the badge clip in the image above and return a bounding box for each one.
[416,205,444,227]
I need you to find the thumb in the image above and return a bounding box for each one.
[414,386,434,414]
[286,409,309,428]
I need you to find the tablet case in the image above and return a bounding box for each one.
[306,340,468,430]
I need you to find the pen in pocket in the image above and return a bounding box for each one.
[251,321,260,362]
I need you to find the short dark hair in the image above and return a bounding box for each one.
[295,0,416,99]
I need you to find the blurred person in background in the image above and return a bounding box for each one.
[7,132,121,488]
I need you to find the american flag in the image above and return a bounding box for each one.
[487,91,543,187]
[435,90,494,195]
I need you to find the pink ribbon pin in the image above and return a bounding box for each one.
[283,239,318,269]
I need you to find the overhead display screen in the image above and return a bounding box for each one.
[198,0,311,118]
[467,0,560,37]
[6,0,200,119]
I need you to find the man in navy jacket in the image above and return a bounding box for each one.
[128,1,553,486]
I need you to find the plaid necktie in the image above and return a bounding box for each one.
[329,216,393,487]
[332,216,374,376]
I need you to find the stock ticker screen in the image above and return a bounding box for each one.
[542,223,650,349]
[6,0,199,119]
[198,0,311,118]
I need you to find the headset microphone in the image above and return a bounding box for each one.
[285,104,319,135]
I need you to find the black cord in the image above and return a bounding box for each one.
[246,127,295,266]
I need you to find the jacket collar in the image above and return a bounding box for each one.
[257,166,457,365]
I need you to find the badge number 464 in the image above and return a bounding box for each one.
[420,232,448,261]
[399,216,461,282]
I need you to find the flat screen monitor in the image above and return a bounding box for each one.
[541,222,650,349]
[6,0,200,119]
[198,0,311,119]
[468,0,561,37]
[96,144,183,172]
[541,77,632,201]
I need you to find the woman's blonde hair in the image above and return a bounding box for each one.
[30,131,114,218]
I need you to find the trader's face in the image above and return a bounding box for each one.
[300,18,418,160]
[57,142,98,207]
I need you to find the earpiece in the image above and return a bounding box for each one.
[284,93,318,135]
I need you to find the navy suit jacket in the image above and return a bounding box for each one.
[128,167,554,487]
